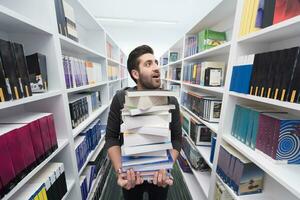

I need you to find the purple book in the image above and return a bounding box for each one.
[255,0,265,28]
[63,56,70,89]
[67,57,74,88]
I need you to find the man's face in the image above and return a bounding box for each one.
[134,53,161,89]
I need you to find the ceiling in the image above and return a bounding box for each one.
[81,0,222,57]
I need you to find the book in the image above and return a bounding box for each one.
[121,142,173,156]
[122,153,169,167]
[169,52,179,62]
[262,0,276,28]
[121,112,171,130]
[62,0,78,42]
[11,42,32,97]
[26,53,48,93]
[122,104,175,116]
[204,67,223,87]
[273,0,300,25]
[190,118,213,146]
[0,53,12,102]
[121,126,170,137]
[198,29,226,51]
[129,150,168,157]
[200,62,225,86]
[0,39,22,100]
[54,0,67,36]
[255,0,265,28]
[123,132,170,147]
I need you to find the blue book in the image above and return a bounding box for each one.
[230,66,238,92]
[210,136,217,163]
[240,65,253,94]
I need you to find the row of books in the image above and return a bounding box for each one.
[168,67,181,81]
[120,66,127,79]
[160,57,168,66]
[120,90,175,179]
[214,180,234,200]
[0,112,58,198]
[177,152,193,173]
[0,38,48,102]
[169,51,179,62]
[230,46,300,103]
[182,135,210,171]
[81,140,108,199]
[239,0,300,37]
[108,65,119,81]
[54,0,78,42]
[190,118,214,146]
[181,91,222,123]
[69,92,102,129]
[13,162,67,200]
[74,118,106,172]
[184,29,226,57]
[168,84,180,97]
[182,62,225,87]
[120,52,126,65]
[232,104,300,164]
[62,55,103,89]
[217,144,264,196]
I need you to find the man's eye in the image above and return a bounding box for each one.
[145,62,151,67]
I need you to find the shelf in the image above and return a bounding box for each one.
[181,105,219,134]
[196,146,213,169]
[120,64,126,68]
[182,82,224,94]
[59,35,105,59]
[238,16,300,45]
[0,5,53,35]
[181,151,211,198]
[108,79,120,84]
[160,64,169,68]
[107,57,120,66]
[167,79,181,84]
[66,81,107,94]
[62,179,76,200]
[216,174,271,200]
[183,42,231,61]
[223,134,300,198]
[120,77,128,80]
[229,91,300,111]
[169,59,183,66]
[0,90,62,110]
[73,104,109,137]
[2,139,69,200]
[78,136,105,175]
[177,161,207,200]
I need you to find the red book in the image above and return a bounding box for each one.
[46,114,58,151]
[1,125,26,181]
[273,0,300,24]
[38,116,52,155]
[0,126,16,196]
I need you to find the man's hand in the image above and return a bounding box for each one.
[117,169,144,190]
[153,169,173,187]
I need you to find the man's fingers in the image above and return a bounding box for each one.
[153,171,158,185]
[136,172,143,185]
[165,178,174,186]
[157,171,163,187]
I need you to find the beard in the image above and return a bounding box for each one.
[138,73,161,89]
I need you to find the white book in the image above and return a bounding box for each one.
[125,95,168,110]
[122,126,170,136]
[123,132,170,147]
[126,90,176,97]
[122,105,175,116]
[121,142,172,156]
[122,155,169,167]
[121,112,171,130]
[130,150,167,157]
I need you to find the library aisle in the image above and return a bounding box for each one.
[0,0,300,200]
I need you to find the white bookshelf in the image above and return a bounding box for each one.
[0,0,127,199]
[160,0,300,199]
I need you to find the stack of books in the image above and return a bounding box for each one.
[120,90,176,180]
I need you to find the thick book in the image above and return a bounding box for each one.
[204,68,222,87]
[0,55,11,102]
[273,0,300,24]
[125,95,169,110]
[0,39,22,100]
[122,152,169,167]
[126,90,176,97]
[62,0,79,42]
[121,112,171,130]
[122,104,175,116]
[190,118,212,146]
[262,0,276,28]
[198,29,226,51]
[26,53,48,93]
[123,132,171,147]
[12,42,32,97]
[121,142,172,156]
[287,47,300,103]
[200,62,225,86]
[129,150,168,157]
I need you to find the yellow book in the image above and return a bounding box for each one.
[250,0,260,33]
[192,64,197,82]
[41,187,48,200]
[239,0,249,36]
[37,190,44,200]
[34,195,39,200]
[244,0,255,35]
[241,0,251,36]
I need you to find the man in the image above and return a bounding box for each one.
[105,45,182,200]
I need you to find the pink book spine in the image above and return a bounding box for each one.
[29,121,45,160]
[19,125,36,168]
[38,117,52,154]
[47,115,58,149]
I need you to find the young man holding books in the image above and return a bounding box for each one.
[105,45,182,199]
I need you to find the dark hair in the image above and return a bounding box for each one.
[127,45,154,83]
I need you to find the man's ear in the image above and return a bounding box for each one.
[131,69,139,81]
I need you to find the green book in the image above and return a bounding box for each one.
[197,29,226,52]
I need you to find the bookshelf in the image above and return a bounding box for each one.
[0,0,127,199]
[160,0,300,200]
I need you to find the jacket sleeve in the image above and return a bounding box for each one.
[170,97,182,152]
[105,92,122,150]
